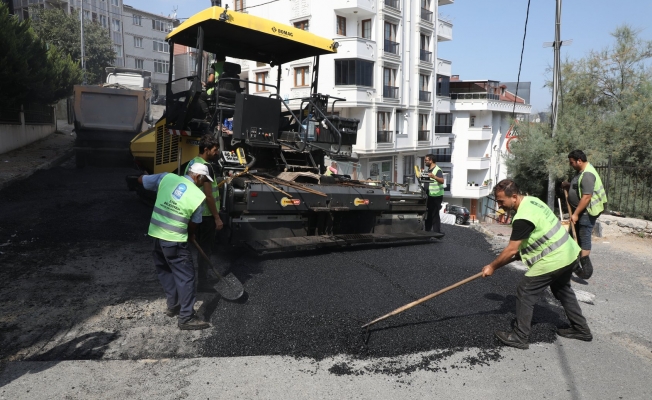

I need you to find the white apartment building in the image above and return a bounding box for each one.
[445,77,531,220]
[13,0,127,67]
[233,0,454,185]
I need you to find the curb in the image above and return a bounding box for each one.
[0,149,74,191]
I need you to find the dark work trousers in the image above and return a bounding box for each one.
[196,216,217,284]
[153,239,196,323]
[514,260,590,339]
[425,195,443,233]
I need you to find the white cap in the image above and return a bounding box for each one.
[188,163,213,182]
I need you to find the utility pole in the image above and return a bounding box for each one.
[80,2,87,85]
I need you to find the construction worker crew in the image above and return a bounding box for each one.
[561,150,607,279]
[138,163,214,330]
[185,135,223,291]
[482,179,592,349]
[423,154,445,233]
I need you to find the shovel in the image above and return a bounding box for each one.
[563,190,593,279]
[361,272,483,329]
[192,239,245,301]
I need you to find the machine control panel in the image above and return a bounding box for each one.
[221,150,241,164]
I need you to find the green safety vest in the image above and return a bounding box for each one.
[206,62,225,96]
[512,196,581,277]
[578,163,607,216]
[428,165,444,197]
[185,157,220,217]
[148,174,206,242]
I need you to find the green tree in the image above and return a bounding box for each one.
[30,6,115,85]
[506,25,652,197]
[0,4,81,108]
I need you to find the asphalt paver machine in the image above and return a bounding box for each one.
[128,4,442,253]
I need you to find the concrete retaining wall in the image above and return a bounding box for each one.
[0,122,55,155]
[594,215,652,238]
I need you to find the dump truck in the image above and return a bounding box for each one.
[73,67,152,167]
[126,4,441,254]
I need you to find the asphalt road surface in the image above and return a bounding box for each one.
[1,160,651,399]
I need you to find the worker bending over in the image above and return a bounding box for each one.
[138,164,213,330]
[482,179,591,349]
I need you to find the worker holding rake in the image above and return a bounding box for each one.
[482,179,592,349]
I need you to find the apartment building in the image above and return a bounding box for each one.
[13,0,127,67]
[234,0,454,185]
[446,77,531,220]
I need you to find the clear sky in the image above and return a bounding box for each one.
[125,0,652,112]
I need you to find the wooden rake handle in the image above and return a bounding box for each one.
[563,189,580,245]
[361,272,484,329]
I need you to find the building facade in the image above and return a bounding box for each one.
[235,0,454,186]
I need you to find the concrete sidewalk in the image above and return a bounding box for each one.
[0,120,75,191]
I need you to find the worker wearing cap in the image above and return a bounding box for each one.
[423,154,444,233]
[561,149,607,279]
[184,134,223,291]
[138,163,213,330]
[482,179,591,349]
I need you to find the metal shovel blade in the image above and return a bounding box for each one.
[192,239,245,301]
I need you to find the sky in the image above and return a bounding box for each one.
[125,0,652,113]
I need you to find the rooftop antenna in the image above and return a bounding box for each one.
[543,0,572,209]
[171,6,177,19]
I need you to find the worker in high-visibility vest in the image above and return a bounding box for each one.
[423,154,445,233]
[138,163,213,330]
[184,135,223,291]
[561,149,607,280]
[482,179,591,349]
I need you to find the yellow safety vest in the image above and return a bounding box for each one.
[148,174,205,242]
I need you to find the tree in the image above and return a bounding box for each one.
[0,3,81,108]
[506,25,652,197]
[30,6,115,85]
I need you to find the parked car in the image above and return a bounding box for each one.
[153,95,166,105]
[442,203,470,225]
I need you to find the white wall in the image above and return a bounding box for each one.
[0,123,55,155]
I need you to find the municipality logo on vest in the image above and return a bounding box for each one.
[172,183,187,200]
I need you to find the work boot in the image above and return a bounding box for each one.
[574,256,593,280]
[165,305,180,318]
[495,330,529,349]
[557,327,593,342]
[178,315,211,330]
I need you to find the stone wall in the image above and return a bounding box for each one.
[594,215,652,238]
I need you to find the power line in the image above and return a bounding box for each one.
[244,0,281,11]
[512,0,531,117]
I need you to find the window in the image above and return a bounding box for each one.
[83,10,90,20]
[377,112,392,143]
[383,67,397,98]
[235,0,245,12]
[403,155,415,184]
[153,40,169,53]
[436,113,452,126]
[135,59,144,69]
[256,72,268,92]
[395,110,403,135]
[334,59,373,86]
[133,14,142,26]
[111,0,118,6]
[384,22,398,54]
[419,74,429,91]
[152,19,171,33]
[419,114,429,130]
[134,37,143,48]
[437,75,450,97]
[294,66,309,87]
[420,34,430,50]
[361,19,371,39]
[99,15,107,28]
[111,19,120,32]
[294,20,309,31]
[336,16,346,36]
[114,44,123,58]
[154,60,169,74]
[469,116,476,127]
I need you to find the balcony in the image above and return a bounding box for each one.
[466,157,491,170]
[333,0,376,16]
[464,185,491,199]
[384,0,400,11]
[377,130,393,143]
[451,92,500,100]
[435,125,452,134]
[437,18,453,41]
[384,39,400,55]
[421,8,433,22]
[420,49,432,63]
[383,85,399,99]
[333,37,376,61]
[467,126,493,140]
[437,58,451,76]
[419,91,431,102]
[418,130,430,141]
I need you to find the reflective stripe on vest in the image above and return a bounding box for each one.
[147,174,205,242]
[578,163,607,216]
[428,165,444,197]
[185,157,220,217]
[513,196,579,268]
